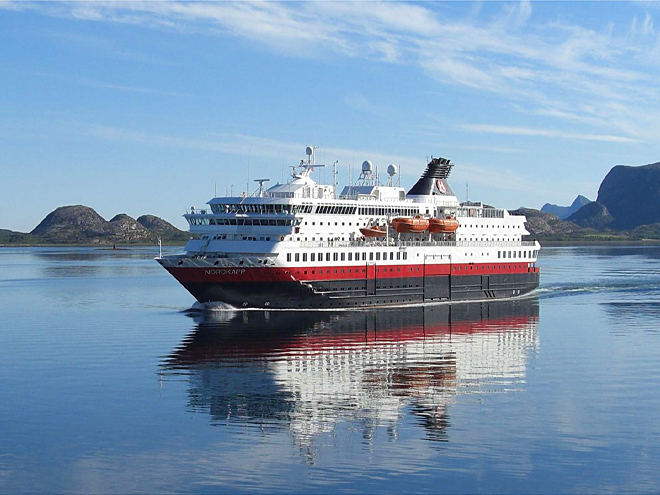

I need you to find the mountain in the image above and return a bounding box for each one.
[0,205,189,245]
[137,215,189,242]
[31,205,109,243]
[596,162,660,229]
[108,213,154,243]
[566,202,614,229]
[541,195,591,220]
[509,208,584,238]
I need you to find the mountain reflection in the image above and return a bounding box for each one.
[161,299,539,456]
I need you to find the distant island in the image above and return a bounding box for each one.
[517,160,660,242]
[0,205,189,246]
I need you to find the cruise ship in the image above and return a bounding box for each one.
[158,148,540,308]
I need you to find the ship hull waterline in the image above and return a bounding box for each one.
[163,264,540,309]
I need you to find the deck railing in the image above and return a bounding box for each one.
[298,239,538,249]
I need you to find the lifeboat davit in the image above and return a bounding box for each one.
[391,215,430,234]
[360,225,387,237]
[428,217,460,233]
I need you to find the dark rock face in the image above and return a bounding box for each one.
[541,195,591,220]
[566,201,614,229]
[597,162,660,229]
[509,208,583,237]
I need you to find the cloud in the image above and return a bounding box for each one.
[13,1,660,143]
[460,124,641,143]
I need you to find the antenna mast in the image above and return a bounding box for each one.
[332,160,339,198]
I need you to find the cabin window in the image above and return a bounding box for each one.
[348,253,352,261]
[370,252,374,261]
[341,253,345,261]
[376,253,380,261]
[287,253,291,262]
[319,252,323,262]
[326,253,331,262]
[362,253,366,261]
[302,253,307,262]
[295,253,300,262]
[498,251,501,259]
[390,252,394,261]
[311,253,315,262]
[397,252,401,260]
[403,252,408,260]
[333,253,338,261]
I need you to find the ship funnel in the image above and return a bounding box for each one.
[407,156,455,196]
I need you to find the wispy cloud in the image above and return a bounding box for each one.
[12,1,660,143]
[460,124,641,144]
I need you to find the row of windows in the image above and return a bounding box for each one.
[189,217,302,226]
[287,251,409,263]
[208,203,423,217]
[210,204,313,214]
[462,224,520,229]
[357,206,419,216]
[498,250,538,259]
[457,207,504,218]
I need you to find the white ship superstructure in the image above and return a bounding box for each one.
[158,148,540,308]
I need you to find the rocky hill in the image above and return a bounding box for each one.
[541,195,591,220]
[509,208,585,238]
[566,201,614,229]
[0,205,189,245]
[596,162,660,229]
[137,214,188,241]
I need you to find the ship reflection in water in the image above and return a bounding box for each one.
[161,298,539,456]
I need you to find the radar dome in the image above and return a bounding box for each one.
[305,146,314,157]
[361,160,373,173]
[387,164,398,177]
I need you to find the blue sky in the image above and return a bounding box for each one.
[1,1,660,232]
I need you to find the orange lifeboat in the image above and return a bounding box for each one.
[391,215,430,234]
[360,225,387,237]
[428,217,460,233]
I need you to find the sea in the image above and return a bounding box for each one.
[1,245,659,494]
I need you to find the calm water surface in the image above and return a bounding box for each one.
[1,246,660,494]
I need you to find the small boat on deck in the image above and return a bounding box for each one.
[428,217,460,233]
[359,225,387,237]
[391,215,429,233]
